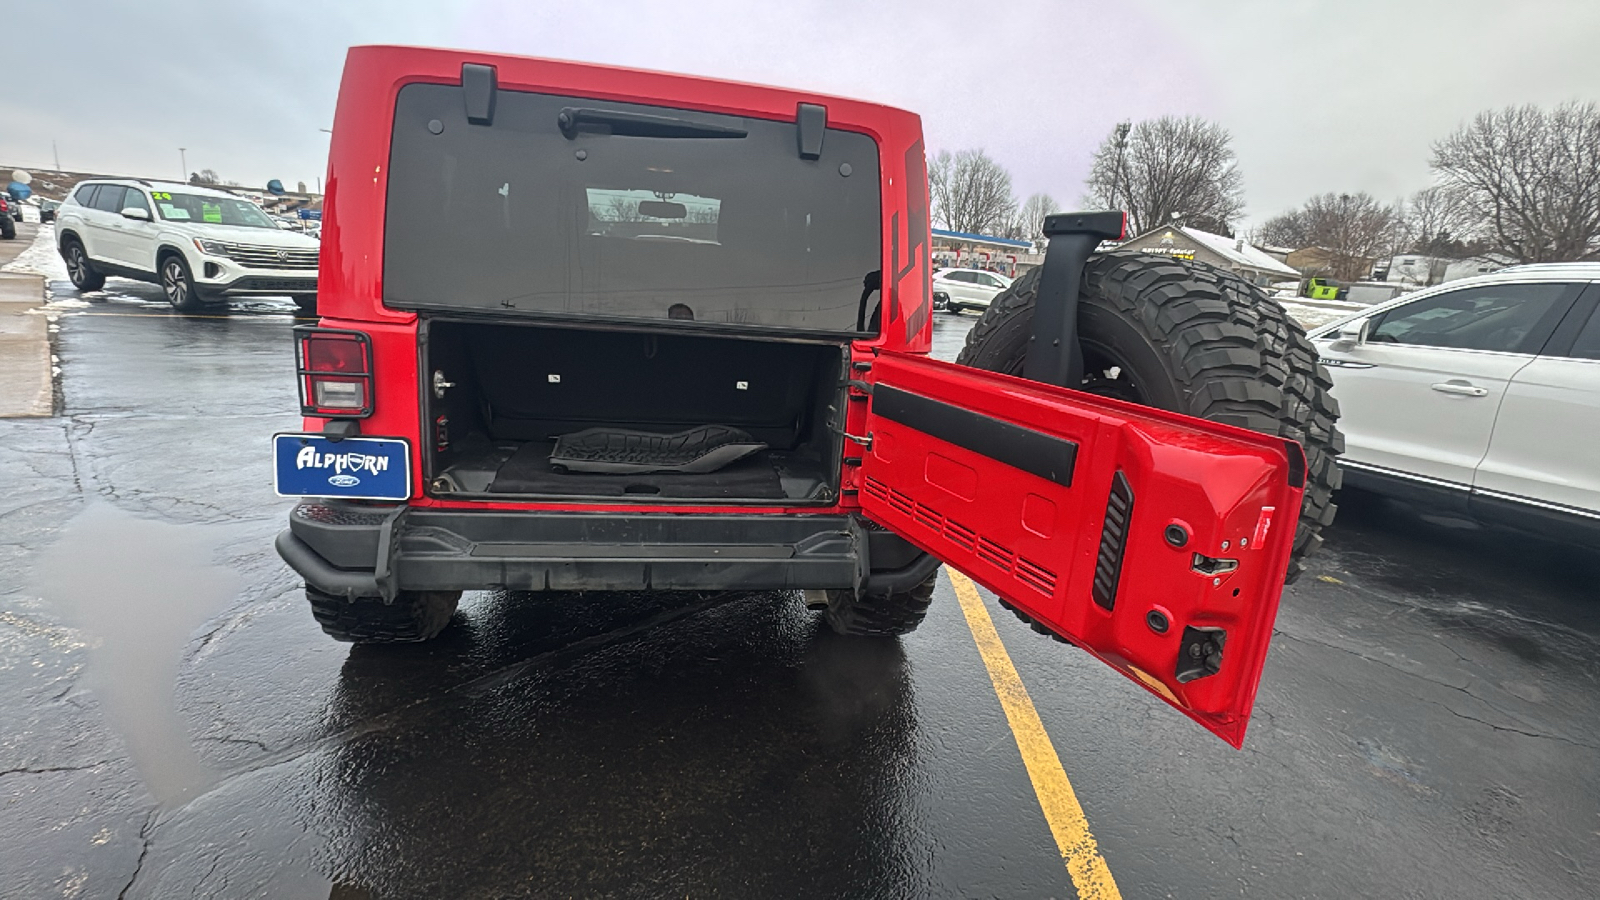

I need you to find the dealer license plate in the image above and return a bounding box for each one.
[273,434,411,501]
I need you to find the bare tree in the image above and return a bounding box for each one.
[1431,101,1600,262]
[1399,185,1480,257]
[1263,192,1400,280]
[1011,192,1059,242]
[1083,116,1245,235]
[929,149,1017,236]
[194,168,221,185]
[604,196,643,222]
[1257,209,1312,249]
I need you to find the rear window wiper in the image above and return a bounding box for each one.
[558,107,748,140]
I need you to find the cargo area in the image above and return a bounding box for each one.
[424,320,847,503]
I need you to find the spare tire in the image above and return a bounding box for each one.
[955,250,1342,583]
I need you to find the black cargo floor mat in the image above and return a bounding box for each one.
[549,425,767,475]
[487,441,786,499]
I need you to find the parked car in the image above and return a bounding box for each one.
[1308,263,1600,540]
[932,267,1011,313]
[38,199,60,224]
[53,179,319,313]
[0,195,14,240]
[6,195,22,223]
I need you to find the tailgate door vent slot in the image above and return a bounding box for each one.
[1092,471,1134,611]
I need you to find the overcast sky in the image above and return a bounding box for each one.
[7,0,1599,225]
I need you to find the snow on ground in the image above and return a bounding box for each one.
[3,223,69,283]
[4,224,90,313]
[1279,301,1358,330]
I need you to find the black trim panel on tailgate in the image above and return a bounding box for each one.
[873,384,1078,487]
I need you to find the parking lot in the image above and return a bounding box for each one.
[0,221,1593,898]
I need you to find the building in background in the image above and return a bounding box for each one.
[1119,225,1300,287]
[930,228,1038,277]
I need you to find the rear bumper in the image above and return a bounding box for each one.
[277,501,935,600]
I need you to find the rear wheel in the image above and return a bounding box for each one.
[956,250,1343,583]
[292,294,318,316]
[160,253,205,311]
[307,587,462,643]
[63,238,106,291]
[821,568,938,637]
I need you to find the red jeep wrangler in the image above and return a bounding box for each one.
[274,46,1339,746]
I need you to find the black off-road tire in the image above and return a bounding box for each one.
[955,250,1342,584]
[822,568,939,637]
[307,587,462,643]
[62,237,106,291]
[1,217,14,240]
[292,294,318,316]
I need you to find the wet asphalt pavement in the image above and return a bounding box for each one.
[2,257,1599,898]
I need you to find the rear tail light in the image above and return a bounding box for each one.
[295,326,373,417]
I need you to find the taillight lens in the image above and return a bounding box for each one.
[295,327,372,417]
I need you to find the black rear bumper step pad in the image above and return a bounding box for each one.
[283,506,923,596]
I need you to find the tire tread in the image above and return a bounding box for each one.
[956,250,1342,583]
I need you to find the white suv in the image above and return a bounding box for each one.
[932,267,1012,313]
[55,179,320,313]
[1307,263,1600,541]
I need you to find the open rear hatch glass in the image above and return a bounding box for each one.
[384,83,883,337]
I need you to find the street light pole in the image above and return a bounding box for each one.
[179,147,187,183]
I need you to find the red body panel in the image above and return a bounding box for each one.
[317,45,931,516]
[860,353,1305,748]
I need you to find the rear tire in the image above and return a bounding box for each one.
[956,251,1343,584]
[160,253,205,312]
[1,218,14,240]
[63,238,106,291]
[292,294,318,316]
[307,587,462,643]
[822,568,938,637]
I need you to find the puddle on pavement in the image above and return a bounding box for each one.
[35,501,240,807]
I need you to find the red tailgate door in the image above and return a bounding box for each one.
[860,352,1306,747]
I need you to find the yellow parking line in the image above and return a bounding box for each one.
[947,568,1122,899]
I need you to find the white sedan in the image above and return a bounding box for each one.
[932,267,1012,314]
[1308,263,1600,541]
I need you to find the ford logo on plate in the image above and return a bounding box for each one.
[328,474,361,488]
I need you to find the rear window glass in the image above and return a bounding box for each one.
[383,83,883,335]
[90,186,126,213]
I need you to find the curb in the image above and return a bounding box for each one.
[0,270,53,417]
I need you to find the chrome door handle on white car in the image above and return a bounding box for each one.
[1430,380,1490,397]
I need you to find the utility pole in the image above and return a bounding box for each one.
[179,147,188,183]
[52,140,61,171]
